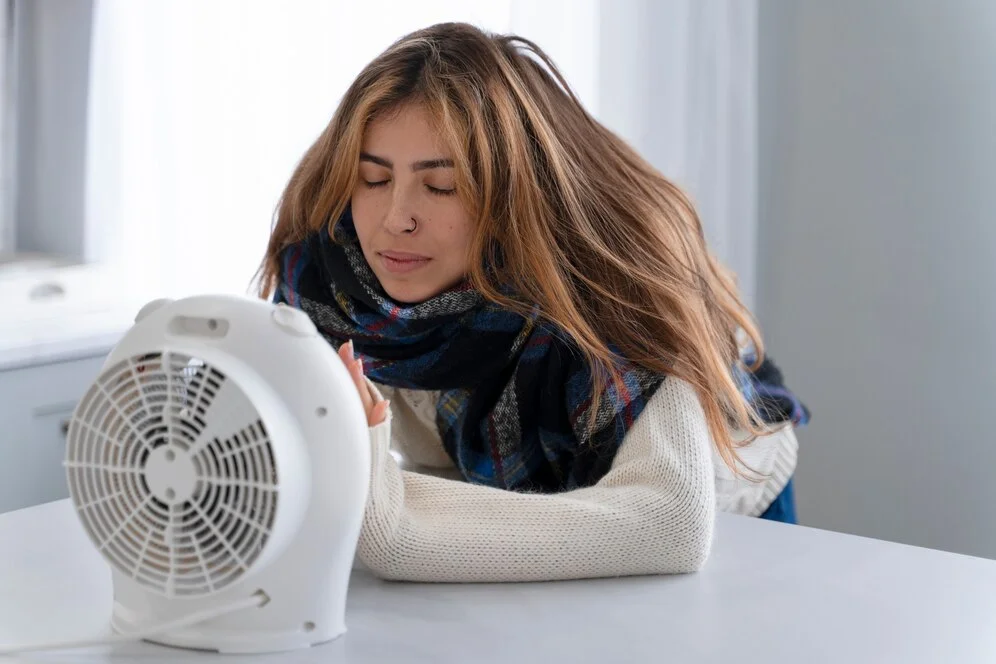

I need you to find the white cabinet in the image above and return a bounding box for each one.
[0,353,110,514]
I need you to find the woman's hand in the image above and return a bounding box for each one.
[338,340,390,427]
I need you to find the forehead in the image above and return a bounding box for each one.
[362,103,451,157]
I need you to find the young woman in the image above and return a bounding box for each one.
[257,22,809,583]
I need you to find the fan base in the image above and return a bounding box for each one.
[112,614,345,654]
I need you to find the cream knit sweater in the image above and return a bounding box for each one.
[354,376,798,583]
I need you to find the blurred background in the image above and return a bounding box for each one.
[2,0,993,562]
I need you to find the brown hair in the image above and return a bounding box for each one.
[256,22,772,472]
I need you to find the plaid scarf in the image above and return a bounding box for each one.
[276,210,809,493]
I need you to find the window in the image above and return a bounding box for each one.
[2,0,95,269]
[2,0,600,316]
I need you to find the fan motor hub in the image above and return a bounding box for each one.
[145,447,198,503]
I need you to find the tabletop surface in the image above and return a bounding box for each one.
[1,499,995,663]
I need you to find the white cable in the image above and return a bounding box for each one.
[0,591,267,657]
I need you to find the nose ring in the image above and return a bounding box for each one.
[404,217,418,233]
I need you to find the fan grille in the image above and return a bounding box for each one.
[65,352,279,597]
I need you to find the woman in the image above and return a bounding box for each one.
[257,22,808,583]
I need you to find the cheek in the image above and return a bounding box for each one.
[350,191,379,242]
[437,214,474,267]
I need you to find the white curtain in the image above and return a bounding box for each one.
[83,0,754,304]
[596,0,759,307]
[84,0,516,300]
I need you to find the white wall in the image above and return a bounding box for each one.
[758,0,996,559]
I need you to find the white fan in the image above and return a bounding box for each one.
[52,294,371,654]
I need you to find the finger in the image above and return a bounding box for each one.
[338,341,352,371]
[340,341,365,394]
[370,399,390,427]
[351,356,375,415]
[339,340,378,422]
[356,361,386,424]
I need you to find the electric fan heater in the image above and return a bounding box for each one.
[62,294,371,654]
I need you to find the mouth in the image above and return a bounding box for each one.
[377,250,432,274]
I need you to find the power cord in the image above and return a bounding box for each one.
[0,590,268,656]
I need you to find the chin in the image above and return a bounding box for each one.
[372,265,465,305]
[380,280,439,305]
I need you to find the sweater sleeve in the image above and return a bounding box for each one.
[354,377,716,583]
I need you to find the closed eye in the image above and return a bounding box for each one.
[426,184,455,196]
[363,180,389,188]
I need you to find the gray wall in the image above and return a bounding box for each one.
[758,0,996,559]
[13,0,93,260]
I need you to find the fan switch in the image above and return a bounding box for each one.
[272,304,317,337]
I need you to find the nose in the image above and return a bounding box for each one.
[383,188,417,235]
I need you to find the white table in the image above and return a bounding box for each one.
[1,499,995,663]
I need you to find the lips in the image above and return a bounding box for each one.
[378,250,431,274]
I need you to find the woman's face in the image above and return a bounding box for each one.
[350,103,473,304]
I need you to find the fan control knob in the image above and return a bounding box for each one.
[272,303,317,337]
[135,298,175,323]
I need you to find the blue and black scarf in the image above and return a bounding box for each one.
[276,210,809,493]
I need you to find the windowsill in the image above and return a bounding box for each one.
[0,251,78,269]
[0,261,144,371]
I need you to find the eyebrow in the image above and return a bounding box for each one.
[359,152,454,171]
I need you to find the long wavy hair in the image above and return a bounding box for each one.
[256,22,772,472]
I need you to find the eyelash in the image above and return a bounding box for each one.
[362,180,456,196]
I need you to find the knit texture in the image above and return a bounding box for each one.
[355,377,720,583]
[276,213,665,493]
[277,210,809,495]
